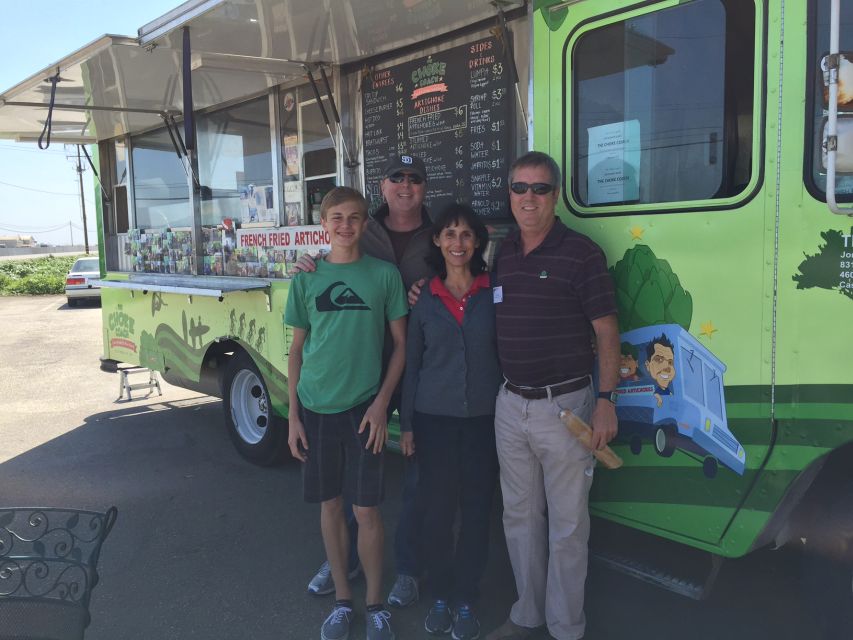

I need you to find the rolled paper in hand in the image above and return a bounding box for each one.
[559,410,623,470]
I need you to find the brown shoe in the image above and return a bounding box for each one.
[485,617,536,640]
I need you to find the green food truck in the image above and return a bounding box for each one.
[1,0,851,607]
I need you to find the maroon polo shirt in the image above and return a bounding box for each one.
[494,218,617,387]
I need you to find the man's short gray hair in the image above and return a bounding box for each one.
[509,151,562,188]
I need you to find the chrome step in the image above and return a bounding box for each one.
[591,548,723,600]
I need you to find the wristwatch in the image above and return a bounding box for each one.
[597,390,617,405]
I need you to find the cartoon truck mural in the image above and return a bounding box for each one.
[615,324,746,478]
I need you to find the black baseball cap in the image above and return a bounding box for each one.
[382,154,427,181]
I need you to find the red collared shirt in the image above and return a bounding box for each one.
[429,272,491,325]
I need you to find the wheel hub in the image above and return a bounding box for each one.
[230,369,269,445]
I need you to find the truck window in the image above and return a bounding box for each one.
[131,127,192,229]
[703,362,724,417]
[280,88,337,226]
[807,0,853,199]
[681,346,705,405]
[568,0,755,211]
[197,96,276,227]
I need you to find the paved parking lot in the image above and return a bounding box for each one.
[0,295,835,639]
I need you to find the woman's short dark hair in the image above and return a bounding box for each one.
[425,202,490,278]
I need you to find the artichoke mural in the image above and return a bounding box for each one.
[609,245,693,333]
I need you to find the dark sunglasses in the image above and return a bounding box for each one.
[510,182,556,195]
[387,172,424,185]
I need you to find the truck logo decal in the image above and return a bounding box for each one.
[793,227,853,299]
[110,338,137,353]
[108,304,135,338]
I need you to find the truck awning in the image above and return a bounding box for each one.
[0,0,524,145]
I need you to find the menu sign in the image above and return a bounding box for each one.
[362,35,514,218]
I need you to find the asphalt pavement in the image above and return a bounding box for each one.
[0,295,832,640]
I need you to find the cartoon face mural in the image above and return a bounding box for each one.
[620,341,641,381]
[645,334,675,393]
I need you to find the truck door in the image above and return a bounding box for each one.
[538,0,772,552]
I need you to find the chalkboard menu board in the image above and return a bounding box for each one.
[362,35,514,218]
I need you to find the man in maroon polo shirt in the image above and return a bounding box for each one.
[486,151,620,640]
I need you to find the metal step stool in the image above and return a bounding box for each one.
[118,367,162,400]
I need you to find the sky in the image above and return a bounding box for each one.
[0,0,179,246]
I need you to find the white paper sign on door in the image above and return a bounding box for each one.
[587,120,641,205]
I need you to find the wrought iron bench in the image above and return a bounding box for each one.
[0,507,117,640]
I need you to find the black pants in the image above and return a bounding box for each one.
[414,412,499,604]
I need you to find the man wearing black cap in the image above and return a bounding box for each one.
[301,154,433,609]
[357,154,430,290]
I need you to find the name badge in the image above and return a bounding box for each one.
[493,286,503,303]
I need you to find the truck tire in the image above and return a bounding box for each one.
[630,435,642,455]
[654,425,676,457]
[799,478,853,638]
[221,351,286,466]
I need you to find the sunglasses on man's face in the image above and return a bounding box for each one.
[510,182,556,195]
[387,172,424,185]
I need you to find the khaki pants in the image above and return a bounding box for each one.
[494,384,595,640]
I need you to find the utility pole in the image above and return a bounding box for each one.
[76,146,90,255]
[69,221,73,246]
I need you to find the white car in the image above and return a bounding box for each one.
[65,257,101,307]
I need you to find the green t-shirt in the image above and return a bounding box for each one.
[284,254,408,414]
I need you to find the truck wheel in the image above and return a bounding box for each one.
[799,478,853,637]
[654,426,676,457]
[630,435,642,455]
[702,456,719,478]
[222,351,285,466]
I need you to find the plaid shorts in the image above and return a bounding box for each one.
[300,396,385,507]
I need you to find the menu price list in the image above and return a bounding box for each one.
[361,35,513,218]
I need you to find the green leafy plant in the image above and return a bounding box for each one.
[0,256,81,296]
[609,244,693,333]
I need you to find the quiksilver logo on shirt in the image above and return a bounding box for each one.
[316,281,371,312]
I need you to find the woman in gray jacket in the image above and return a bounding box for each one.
[400,203,501,640]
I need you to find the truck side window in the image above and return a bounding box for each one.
[132,127,191,229]
[807,1,853,199]
[568,0,755,210]
[197,96,276,227]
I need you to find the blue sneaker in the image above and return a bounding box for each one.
[320,604,354,640]
[452,604,480,640]
[424,599,453,635]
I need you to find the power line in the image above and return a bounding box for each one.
[0,145,69,156]
[0,179,80,196]
[0,223,70,234]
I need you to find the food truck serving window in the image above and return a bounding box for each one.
[132,128,192,229]
[566,0,756,212]
[197,96,276,227]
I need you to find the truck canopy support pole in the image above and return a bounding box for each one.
[304,64,339,160]
[319,65,355,168]
[182,27,196,152]
[79,144,111,203]
[494,4,528,131]
[162,113,200,188]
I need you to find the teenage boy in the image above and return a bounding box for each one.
[286,186,408,640]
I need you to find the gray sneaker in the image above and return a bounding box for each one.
[308,561,362,596]
[386,574,419,608]
[452,604,480,640]
[366,608,395,640]
[320,604,354,640]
